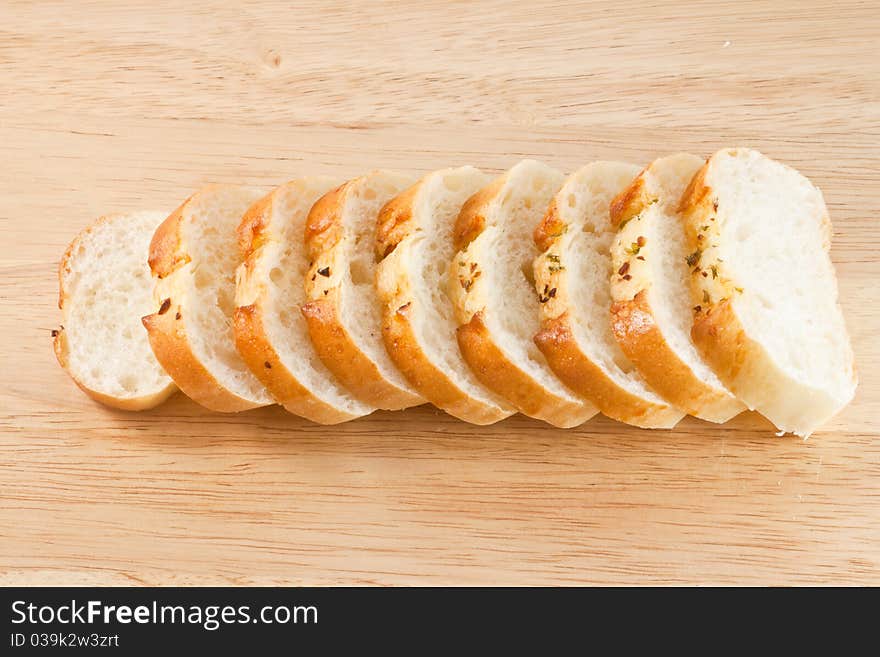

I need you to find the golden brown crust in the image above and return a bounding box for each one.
[609,170,649,228]
[610,291,738,420]
[236,192,275,258]
[452,176,504,251]
[304,181,347,259]
[681,159,744,360]
[534,314,682,428]
[301,295,420,410]
[532,197,566,254]
[52,328,69,371]
[58,222,84,310]
[375,182,420,260]
[677,160,712,218]
[457,312,593,428]
[233,304,362,424]
[609,292,698,405]
[382,302,512,425]
[690,299,748,384]
[147,196,192,279]
[142,302,258,413]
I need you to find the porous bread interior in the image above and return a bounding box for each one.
[707,149,855,403]
[176,187,272,404]
[553,162,669,403]
[338,173,417,391]
[474,160,576,397]
[401,166,509,406]
[641,156,730,388]
[63,211,173,397]
[241,180,370,414]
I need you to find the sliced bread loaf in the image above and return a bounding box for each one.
[143,185,273,412]
[449,160,598,428]
[679,147,857,436]
[54,211,177,410]
[375,166,516,425]
[234,178,375,424]
[533,162,685,428]
[608,153,744,423]
[302,171,424,410]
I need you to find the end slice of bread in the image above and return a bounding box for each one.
[143,185,273,412]
[55,211,177,410]
[375,166,516,425]
[679,147,857,436]
[533,162,685,428]
[608,153,744,423]
[302,171,424,410]
[449,160,598,428]
[234,178,375,424]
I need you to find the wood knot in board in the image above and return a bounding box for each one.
[262,48,282,69]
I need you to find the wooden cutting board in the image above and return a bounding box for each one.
[1,1,878,586]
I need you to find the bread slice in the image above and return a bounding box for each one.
[143,185,273,412]
[533,162,685,428]
[302,171,424,410]
[449,160,598,428]
[54,211,177,410]
[679,147,857,436]
[234,178,375,424]
[375,166,516,425]
[608,153,744,423]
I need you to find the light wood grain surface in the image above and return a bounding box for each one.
[1,0,878,586]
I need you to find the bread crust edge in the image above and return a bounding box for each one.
[452,177,504,251]
[534,314,683,429]
[375,182,420,260]
[457,312,596,428]
[609,290,741,423]
[141,303,262,413]
[301,295,422,410]
[233,304,365,424]
[381,301,514,425]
